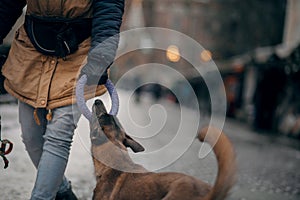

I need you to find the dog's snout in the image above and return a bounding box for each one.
[93,99,107,116]
[94,99,102,105]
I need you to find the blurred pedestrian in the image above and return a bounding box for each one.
[134,76,142,103]
[0,0,124,199]
[151,83,163,101]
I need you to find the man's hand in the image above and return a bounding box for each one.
[80,64,109,86]
[79,51,111,86]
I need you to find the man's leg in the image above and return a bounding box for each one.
[19,101,74,198]
[19,101,47,167]
[26,104,81,200]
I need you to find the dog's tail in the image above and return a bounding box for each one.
[198,126,236,200]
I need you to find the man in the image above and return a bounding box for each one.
[0,0,125,199]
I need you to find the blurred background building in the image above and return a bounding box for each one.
[114,0,300,137]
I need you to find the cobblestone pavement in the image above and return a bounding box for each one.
[0,91,299,200]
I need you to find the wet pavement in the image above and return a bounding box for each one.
[0,91,299,200]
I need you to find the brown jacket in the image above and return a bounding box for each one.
[2,0,107,109]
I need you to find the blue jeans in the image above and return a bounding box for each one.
[19,101,81,200]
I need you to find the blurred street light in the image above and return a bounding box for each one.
[166,45,181,62]
[200,50,212,62]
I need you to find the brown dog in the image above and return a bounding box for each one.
[90,99,236,200]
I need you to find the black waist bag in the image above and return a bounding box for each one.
[24,15,92,58]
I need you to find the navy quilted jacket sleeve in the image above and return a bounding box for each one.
[82,0,125,85]
[0,0,26,44]
[91,0,125,49]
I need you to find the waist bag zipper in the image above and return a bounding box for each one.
[63,41,71,55]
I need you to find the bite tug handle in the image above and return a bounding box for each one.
[76,74,119,121]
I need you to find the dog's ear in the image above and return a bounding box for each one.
[123,134,145,153]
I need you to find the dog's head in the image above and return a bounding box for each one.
[90,99,145,153]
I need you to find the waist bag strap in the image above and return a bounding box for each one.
[24,15,92,58]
